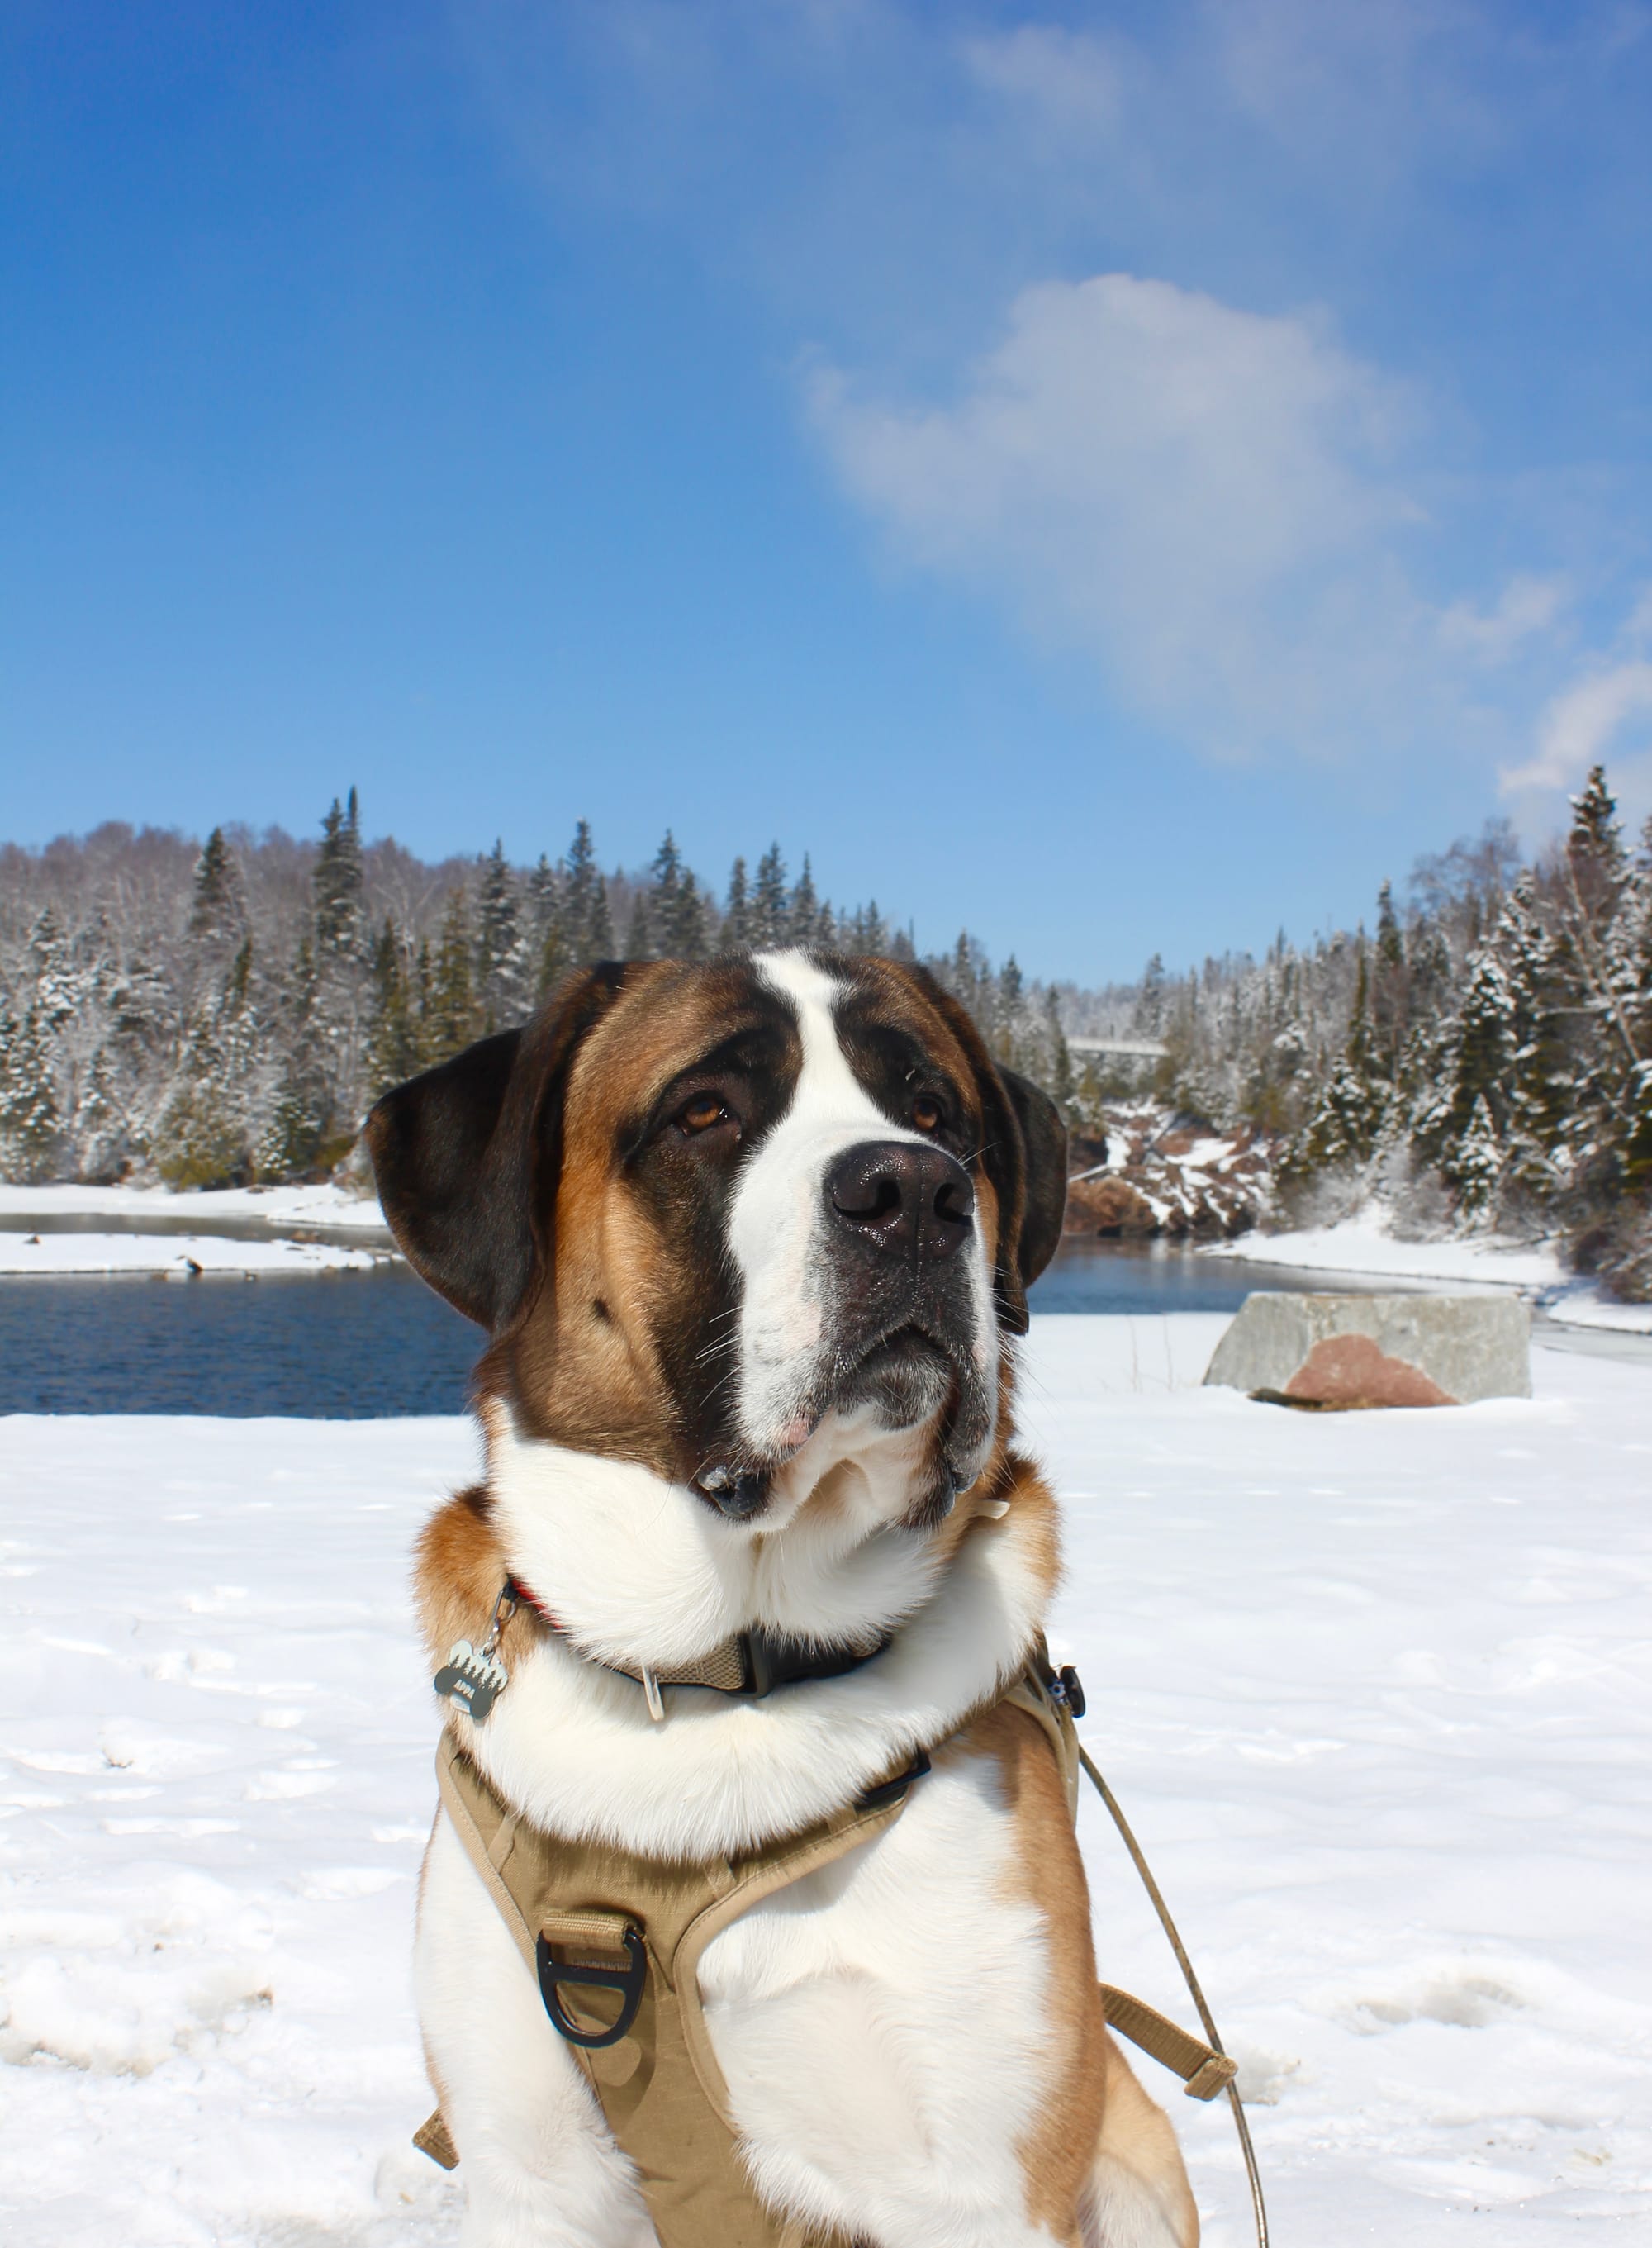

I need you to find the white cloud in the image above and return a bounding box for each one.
[1439,574,1569,664]
[1501,660,1652,795]
[1622,582,1652,648]
[960,25,1127,134]
[809,272,1434,760]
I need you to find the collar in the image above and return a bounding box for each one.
[506,1576,894,1706]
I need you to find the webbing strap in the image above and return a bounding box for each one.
[1098,1983,1236,2099]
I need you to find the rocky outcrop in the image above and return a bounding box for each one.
[1062,1105,1273,1240]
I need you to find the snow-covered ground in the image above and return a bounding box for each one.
[0,1183,387,1235]
[1204,1211,1652,1336]
[0,1233,382,1276]
[3,1318,1650,2243]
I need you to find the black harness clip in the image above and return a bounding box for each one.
[536,1922,648,2049]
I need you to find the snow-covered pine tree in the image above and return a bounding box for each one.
[1371,878,1408,1072]
[1042,986,1075,1112]
[313,790,365,960]
[855,900,888,956]
[524,853,565,997]
[789,856,819,947]
[0,1003,59,1180]
[666,869,710,961]
[1445,1092,1502,1219]
[1496,877,1571,1196]
[752,845,788,950]
[424,891,480,1061]
[562,822,611,967]
[188,827,244,948]
[365,919,421,1093]
[624,887,655,962]
[724,858,752,948]
[474,840,533,1025]
[250,933,335,1181]
[154,1001,246,1188]
[649,833,682,940]
[994,954,1025,1069]
[1134,954,1167,1036]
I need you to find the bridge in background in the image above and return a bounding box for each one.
[1066,1036,1169,1061]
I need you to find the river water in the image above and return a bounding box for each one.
[0,1240,1394,1417]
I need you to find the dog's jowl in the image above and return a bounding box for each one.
[368,948,1200,2248]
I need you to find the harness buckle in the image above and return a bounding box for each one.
[536,1917,648,2049]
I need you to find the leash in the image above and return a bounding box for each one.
[1079,1744,1270,2248]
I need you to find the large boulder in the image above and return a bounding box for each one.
[1203,1293,1531,1407]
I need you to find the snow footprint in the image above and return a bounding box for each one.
[1341,1967,1527,2034]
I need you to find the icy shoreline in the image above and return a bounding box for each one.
[2,1316,1649,2241]
[1203,1211,1652,1334]
[0,1181,388,1233]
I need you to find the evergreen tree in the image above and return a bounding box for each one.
[366,919,420,1092]
[995,955,1025,1067]
[424,891,479,1059]
[1445,1092,1502,1218]
[1043,986,1075,1110]
[313,790,365,958]
[1497,878,1571,1186]
[752,844,789,949]
[562,821,611,965]
[188,827,244,947]
[1371,879,1408,1067]
[624,888,655,962]
[650,832,683,935]
[724,858,752,948]
[667,870,710,961]
[1623,1061,1652,1191]
[476,841,519,984]
[1134,954,1168,1036]
[1566,763,1626,929]
[155,1004,245,1188]
[28,909,80,1031]
[789,855,819,946]
[0,1004,59,1180]
[1292,1053,1383,1172]
[856,900,889,956]
[475,840,532,1024]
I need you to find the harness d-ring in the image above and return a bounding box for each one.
[536,1923,648,2048]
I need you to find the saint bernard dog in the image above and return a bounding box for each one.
[368,948,1199,2248]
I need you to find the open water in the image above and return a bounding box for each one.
[0,1241,1395,1417]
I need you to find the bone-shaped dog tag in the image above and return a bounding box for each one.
[434,1638,509,1723]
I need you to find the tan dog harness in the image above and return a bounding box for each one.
[415,1656,1236,2248]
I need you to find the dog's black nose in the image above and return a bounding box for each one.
[825,1140,975,1262]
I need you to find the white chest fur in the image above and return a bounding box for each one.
[700,1748,1060,2248]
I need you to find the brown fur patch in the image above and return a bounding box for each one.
[949,1696,1107,2242]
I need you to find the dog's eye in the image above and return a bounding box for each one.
[678,1094,732,1137]
[910,1095,943,1134]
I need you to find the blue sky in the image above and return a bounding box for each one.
[4,2,1650,982]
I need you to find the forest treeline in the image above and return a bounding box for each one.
[0,800,1068,1191]
[1,769,1649,1295]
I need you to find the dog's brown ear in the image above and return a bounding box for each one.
[895,965,1069,1336]
[998,1065,1069,1311]
[364,964,629,1330]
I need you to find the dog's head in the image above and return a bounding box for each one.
[367,950,1066,1528]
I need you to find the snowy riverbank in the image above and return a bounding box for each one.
[0,1181,389,1236]
[0,1233,383,1276]
[2,1315,1649,2242]
[1203,1211,1652,1335]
